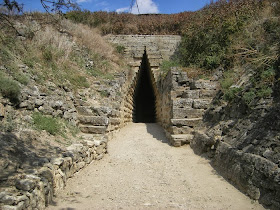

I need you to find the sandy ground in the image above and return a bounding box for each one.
[47,123,264,210]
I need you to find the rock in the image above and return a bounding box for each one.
[191,131,216,154]
[15,179,35,191]
[67,144,84,153]
[34,99,44,107]
[38,104,53,115]
[50,100,63,109]
[38,167,54,183]
[76,161,86,170]
[78,116,109,126]
[51,158,64,166]
[173,98,193,108]
[0,192,17,205]
[0,103,5,119]
[193,99,212,109]
[79,125,107,134]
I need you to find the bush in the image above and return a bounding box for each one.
[0,74,20,104]
[160,60,179,76]
[32,112,62,135]
[224,87,242,102]
[115,45,125,54]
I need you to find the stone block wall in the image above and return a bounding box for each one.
[155,69,219,146]
[0,139,107,210]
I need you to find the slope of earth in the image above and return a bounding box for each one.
[47,123,264,210]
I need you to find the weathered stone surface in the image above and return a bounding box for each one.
[171,134,194,147]
[67,143,84,153]
[182,90,200,99]
[172,108,205,119]
[199,89,218,98]
[109,118,120,125]
[173,98,193,108]
[0,103,5,119]
[172,126,193,135]
[38,167,54,182]
[76,106,92,115]
[191,80,218,90]
[79,125,107,134]
[190,131,216,154]
[78,116,109,125]
[171,118,202,127]
[193,99,212,109]
[0,192,17,205]
[15,179,36,191]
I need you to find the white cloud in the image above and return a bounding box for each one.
[76,0,92,3]
[131,0,159,14]
[116,7,130,13]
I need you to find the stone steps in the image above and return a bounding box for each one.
[171,118,203,127]
[79,125,107,134]
[170,134,194,147]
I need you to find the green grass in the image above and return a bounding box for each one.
[32,112,62,135]
[0,73,20,104]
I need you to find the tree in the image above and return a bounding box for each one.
[0,0,79,15]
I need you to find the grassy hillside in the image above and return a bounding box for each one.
[0,14,124,102]
[65,0,279,106]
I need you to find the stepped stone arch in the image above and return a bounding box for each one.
[106,35,181,127]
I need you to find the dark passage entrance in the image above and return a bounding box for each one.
[133,51,156,123]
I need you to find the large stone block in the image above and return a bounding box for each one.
[171,118,202,127]
[200,89,218,98]
[170,134,194,147]
[172,98,193,108]
[76,106,92,115]
[193,99,212,109]
[191,80,218,90]
[78,116,109,126]
[172,108,205,119]
[172,126,194,135]
[79,125,107,134]
[182,90,200,99]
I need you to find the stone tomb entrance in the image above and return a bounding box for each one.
[133,51,156,123]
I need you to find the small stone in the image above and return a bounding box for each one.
[0,192,17,205]
[15,179,35,191]
[51,158,64,166]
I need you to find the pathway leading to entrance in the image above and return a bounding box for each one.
[47,123,264,210]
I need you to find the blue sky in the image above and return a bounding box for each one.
[16,0,215,14]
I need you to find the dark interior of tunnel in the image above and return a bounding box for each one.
[133,51,156,123]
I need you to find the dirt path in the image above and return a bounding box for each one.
[47,123,264,210]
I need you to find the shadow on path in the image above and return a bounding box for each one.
[145,123,170,145]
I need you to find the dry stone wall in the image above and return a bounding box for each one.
[156,69,219,146]
[0,139,107,210]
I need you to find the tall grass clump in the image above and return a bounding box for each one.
[0,73,20,104]
[32,112,62,135]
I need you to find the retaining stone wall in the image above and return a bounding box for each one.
[0,139,107,210]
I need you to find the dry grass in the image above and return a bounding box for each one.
[34,26,74,62]
[61,19,118,63]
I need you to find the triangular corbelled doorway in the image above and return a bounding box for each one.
[133,51,156,123]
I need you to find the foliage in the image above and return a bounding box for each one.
[32,112,62,135]
[65,10,192,35]
[115,45,125,54]
[0,111,17,132]
[159,60,179,78]
[0,73,20,104]
[224,87,243,102]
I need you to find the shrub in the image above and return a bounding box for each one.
[160,60,179,76]
[115,45,125,54]
[224,87,242,102]
[32,112,62,135]
[243,90,256,105]
[0,74,20,104]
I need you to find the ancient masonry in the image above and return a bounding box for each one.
[77,35,219,146]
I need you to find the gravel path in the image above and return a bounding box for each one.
[47,123,264,210]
